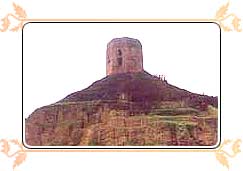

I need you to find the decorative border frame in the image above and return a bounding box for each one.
[0,1,242,171]
[0,2,241,32]
[0,139,241,171]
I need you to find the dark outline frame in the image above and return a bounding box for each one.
[22,21,221,150]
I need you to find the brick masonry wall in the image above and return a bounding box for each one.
[106,37,143,75]
[25,102,218,146]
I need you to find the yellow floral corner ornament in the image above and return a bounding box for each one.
[0,139,27,170]
[0,3,27,32]
[215,2,242,32]
[215,139,242,170]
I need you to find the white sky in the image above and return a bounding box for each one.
[23,23,220,118]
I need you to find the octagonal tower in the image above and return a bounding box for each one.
[106,37,143,75]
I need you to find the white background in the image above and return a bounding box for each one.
[0,0,243,171]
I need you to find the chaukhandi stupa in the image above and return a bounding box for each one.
[25,37,218,146]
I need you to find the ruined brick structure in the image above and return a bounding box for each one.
[106,37,143,75]
[25,37,218,146]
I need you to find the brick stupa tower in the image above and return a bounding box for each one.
[106,37,143,75]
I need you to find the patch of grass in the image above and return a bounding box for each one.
[38,123,53,128]
[88,140,98,146]
[207,105,218,116]
[57,120,77,127]
[149,107,199,116]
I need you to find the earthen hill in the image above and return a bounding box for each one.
[25,37,218,146]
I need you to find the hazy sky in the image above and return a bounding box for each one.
[23,22,220,118]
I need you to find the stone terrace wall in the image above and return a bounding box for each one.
[25,101,218,146]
